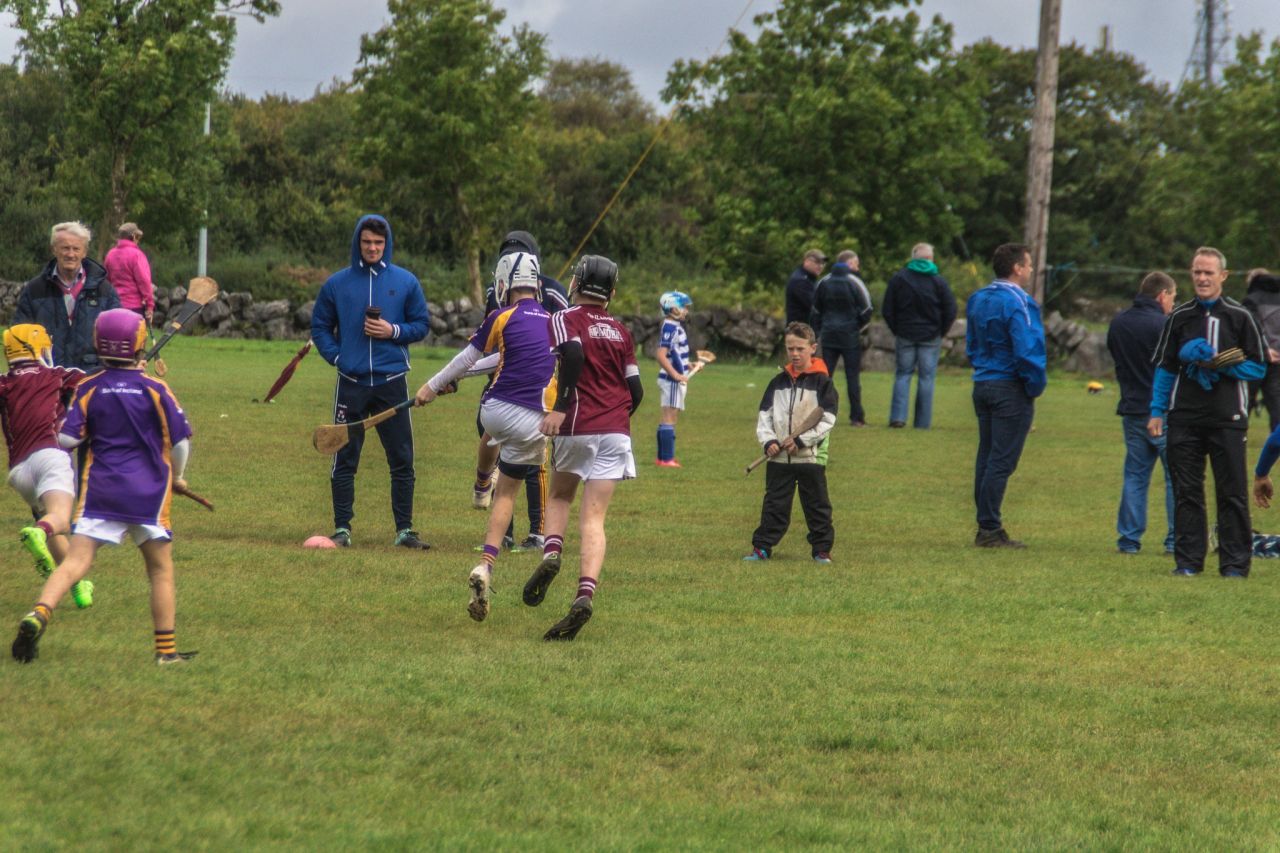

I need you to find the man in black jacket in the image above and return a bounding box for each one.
[1106,272,1177,555]
[882,242,957,429]
[811,250,872,426]
[785,249,826,325]
[1241,269,1280,431]
[14,222,121,370]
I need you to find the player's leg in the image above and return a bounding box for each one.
[746,461,795,559]
[545,478,616,641]
[796,464,834,562]
[12,533,102,663]
[519,460,547,550]
[468,466,524,622]
[524,468,579,607]
[139,535,193,663]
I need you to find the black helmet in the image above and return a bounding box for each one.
[571,255,618,302]
[499,230,540,258]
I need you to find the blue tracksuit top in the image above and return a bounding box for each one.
[312,215,431,386]
[965,280,1047,398]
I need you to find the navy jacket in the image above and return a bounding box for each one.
[14,258,121,370]
[1106,294,1167,417]
[785,267,818,325]
[810,264,872,349]
[312,215,430,386]
[882,267,958,343]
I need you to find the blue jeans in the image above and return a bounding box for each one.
[1117,415,1174,553]
[891,337,941,428]
[973,380,1034,531]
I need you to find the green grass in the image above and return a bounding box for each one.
[3,339,1280,849]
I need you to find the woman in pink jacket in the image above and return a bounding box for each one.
[103,222,154,323]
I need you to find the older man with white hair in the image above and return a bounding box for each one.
[882,242,957,429]
[14,222,121,369]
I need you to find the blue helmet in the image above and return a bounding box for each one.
[659,291,692,314]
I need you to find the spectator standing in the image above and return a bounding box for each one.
[1106,272,1177,555]
[13,222,121,370]
[103,222,155,324]
[785,249,826,325]
[1240,269,1280,432]
[966,243,1046,548]
[882,242,957,429]
[810,250,872,426]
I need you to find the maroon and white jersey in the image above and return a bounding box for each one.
[551,305,639,436]
[0,363,83,468]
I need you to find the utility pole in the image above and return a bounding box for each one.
[197,101,210,277]
[1022,0,1061,305]
[1194,0,1231,84]
[1205,0,1216,84]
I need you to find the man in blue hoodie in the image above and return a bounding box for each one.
[966,243,1047,548]
[311,215,432,549]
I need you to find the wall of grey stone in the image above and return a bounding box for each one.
[0,280,1113,373]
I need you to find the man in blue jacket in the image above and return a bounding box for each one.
[1106,272,1177,555]
[312,215,431,549]
[966,243,1047,548]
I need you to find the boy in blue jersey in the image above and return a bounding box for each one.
[415,252,556,622]
[655,291,693,467]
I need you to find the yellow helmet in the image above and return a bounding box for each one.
[1086,380,1104,394]
[3,324,54,367]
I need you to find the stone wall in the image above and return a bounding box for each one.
[0,279,1114,374]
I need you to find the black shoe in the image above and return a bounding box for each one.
[543,596,593,641]
[975,527,1026,549]
[1171,567,1202,577]
[156,651,199,665]
[394,529,431,550]
[523,553,562,607]
[11,610,46,663]
[1221,569,1248,579]
[889,421,906,429]
[330,528,351,547]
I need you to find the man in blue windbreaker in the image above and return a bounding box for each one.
[311,215,431,550]
[966,243,1047,549]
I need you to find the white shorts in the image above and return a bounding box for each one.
[7,448,76,512]
[479,398,548,467]
[74,516,171,546]
[657,376,686,410]
[551,433,636,481]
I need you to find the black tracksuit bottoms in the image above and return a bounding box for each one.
[1166,423,1251,575]
[752,461,834,556]
[331,374,416,532]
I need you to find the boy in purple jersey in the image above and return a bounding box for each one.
[414,252,556,622]
[12,309,196,665]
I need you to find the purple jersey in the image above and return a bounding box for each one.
[61,367,193,528]
[470,300,557,412]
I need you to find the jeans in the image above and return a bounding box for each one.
[891,337,941,428]
[1117,415,1174,553]
[822,343,863,423]
[973,380,1034,531]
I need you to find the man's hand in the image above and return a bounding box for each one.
[764,440,781,458]
[1255,475,1274,509]
[1268,348,1280,364]
[364,316,394,339]
[1147,416,1164,438]
[675,373,689,384]
[780,437,798,452]
[540,410,567,436]
[414,383,437,406]
[145,307,154,326]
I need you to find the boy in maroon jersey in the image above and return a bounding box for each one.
[523,256,643,640]
[0,324,94,608]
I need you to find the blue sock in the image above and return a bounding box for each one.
[657,424,676,460]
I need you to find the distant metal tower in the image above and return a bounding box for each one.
[1192,0,1232,84]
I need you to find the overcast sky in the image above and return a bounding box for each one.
[2,1,1277,104]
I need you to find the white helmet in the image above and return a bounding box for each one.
[493,251,541,306]
[659,290,692,315]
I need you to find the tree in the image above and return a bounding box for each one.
[1,0,280,247]
[664,0,996,290]
[355,0,547,301]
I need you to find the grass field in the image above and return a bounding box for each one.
[3,337,1280,849]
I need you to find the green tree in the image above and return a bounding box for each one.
[1,0,280,248]
[664,0,996,290]
[355,0,547,301]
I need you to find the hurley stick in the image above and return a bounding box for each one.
[173,481,214,511]
[684,349,716,380]
[312,399,415,455]
[144,276,220,363]
[744,407,826,475]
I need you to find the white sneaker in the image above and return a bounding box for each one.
[468,564,492,622]
[472,483,493,510]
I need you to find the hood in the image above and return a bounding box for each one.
[1248,274,1280,294]
[350,214,394,270]
[785,355,830,379]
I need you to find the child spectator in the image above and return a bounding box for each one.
[655,290,693,467]
[743,322,839,564]
[11,309,195,665]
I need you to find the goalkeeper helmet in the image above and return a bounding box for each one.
[3,324,54,367]
[94,309,147,363]
[570,255,619,303]
[659,291,692,316]
[493,252,541,306]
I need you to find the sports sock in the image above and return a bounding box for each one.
[155,629,176,656]
[474,468,493,492]
[33,602,52,623]
[657,424,675,461]
[544,534,563,558]
[576,577,597,601]
[481,544,500,569]
[36,520,54,538]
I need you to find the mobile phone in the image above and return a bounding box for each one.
[365,306,382,321]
